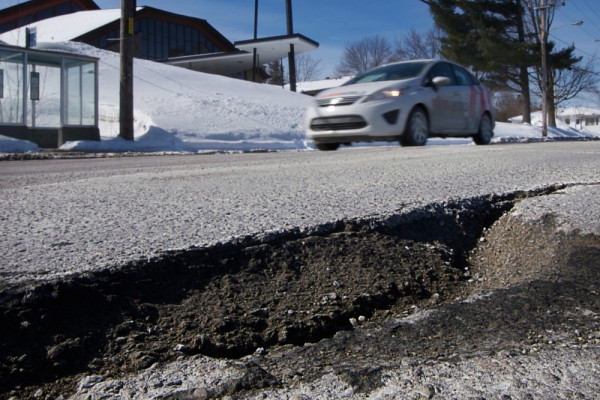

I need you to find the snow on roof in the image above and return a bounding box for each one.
[557,107,600,116]
[0,8,137,47]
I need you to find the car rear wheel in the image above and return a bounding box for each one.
[401,107,429,147]
[473,113,493,145]
[315,142,340,151]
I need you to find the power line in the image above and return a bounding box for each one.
[556,9,592,41]
[549,31,595,57]
[580,0,600,21]
[551,2,598,61]
[564,0,600,40]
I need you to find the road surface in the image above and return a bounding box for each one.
[1,142,600,399]
[2,142,599,289]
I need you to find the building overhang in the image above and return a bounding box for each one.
[162,33,319,77]
[234,33,319,61]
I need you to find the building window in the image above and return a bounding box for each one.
[192,30,199,54]
[140,19,147,58]
[0,22,15,33]
[36,9,54,21]
[82,16,226,60]
[56,3,73,16]
[20,15,33,25]
[156,22,163,59]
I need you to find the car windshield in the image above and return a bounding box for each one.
[344,61,431,85]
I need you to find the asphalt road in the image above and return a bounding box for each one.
[2,142,600,289]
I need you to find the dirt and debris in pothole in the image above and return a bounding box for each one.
[1,189,599,399]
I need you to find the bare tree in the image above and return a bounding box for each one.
[527,42,588,126]
[335,35,394,76]
[593,84,600,106]
[394,27,442,60]
[526,55,598,126]
[494,92,528,123]
[525,1,583,129]
[552,56,599,108]
[295,54,322,82]
[266,60,284,86]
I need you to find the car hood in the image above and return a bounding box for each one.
[316,78,420,100]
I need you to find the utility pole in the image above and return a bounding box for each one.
[532,0,565,137]
[119,0,135,141]
[285,0,297,92]
[252,0,258,82]
[540,0,549,137]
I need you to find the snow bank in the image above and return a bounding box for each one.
[0,134,40,153]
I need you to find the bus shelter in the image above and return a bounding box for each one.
[0,43,99,148]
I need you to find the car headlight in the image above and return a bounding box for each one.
[364,88,405,102]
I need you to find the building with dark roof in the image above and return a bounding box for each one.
[0,0,318,81]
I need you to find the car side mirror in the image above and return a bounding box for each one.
[432,76,451,91]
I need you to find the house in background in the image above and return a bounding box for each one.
[0,0,318,82]
[557,107,600,132]
[508,107,600,134]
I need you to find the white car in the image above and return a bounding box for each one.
[305,59,495,151]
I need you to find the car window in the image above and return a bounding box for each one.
[345,61,431,85]
[451,65,476,86]
[424,62,455,86]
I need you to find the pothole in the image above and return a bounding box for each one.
[0,187,571,398]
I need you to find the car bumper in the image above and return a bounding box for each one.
[305,100,409,143]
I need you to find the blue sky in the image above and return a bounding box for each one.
[1,0,598,79]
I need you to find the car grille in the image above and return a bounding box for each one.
[316,95,363,107]
[310,116,367,131]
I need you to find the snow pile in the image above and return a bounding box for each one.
[0,134,40,153]
[0,41,598,154]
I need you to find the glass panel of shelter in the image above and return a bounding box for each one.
[27,62,61,127]
[0,50,24,124]
[64,59,96,127]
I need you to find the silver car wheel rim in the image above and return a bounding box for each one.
[411,112,428,143]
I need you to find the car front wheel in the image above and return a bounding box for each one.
[473,113,493,145]
[401,107,429,147]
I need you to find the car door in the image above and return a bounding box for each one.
[449,64,478,132]
[426,62,463,133]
